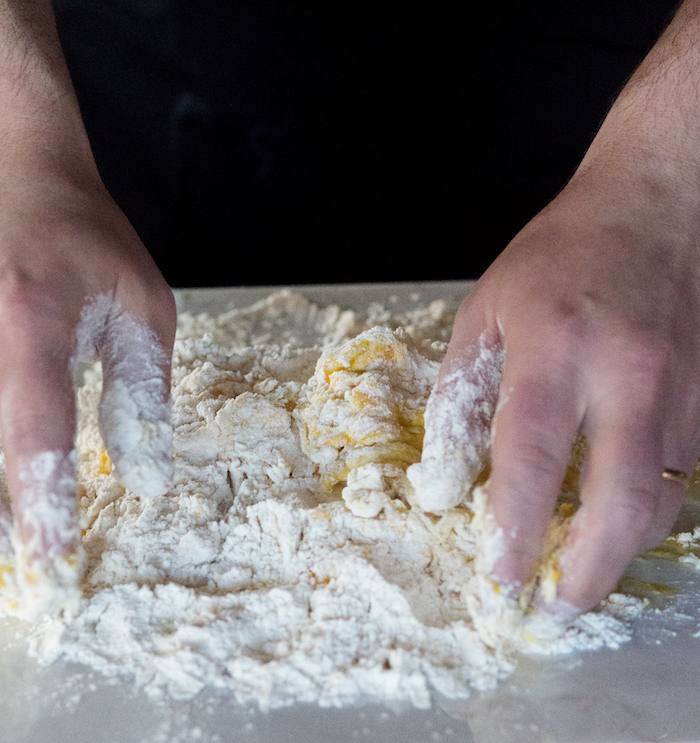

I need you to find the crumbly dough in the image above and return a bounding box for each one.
[295,326,443,514]
[0,291,646,709]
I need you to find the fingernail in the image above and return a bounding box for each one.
[536,596,582,624]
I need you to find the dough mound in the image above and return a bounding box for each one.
[295,326,443,490]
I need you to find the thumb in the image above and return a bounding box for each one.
[77,295,173,497]
[408,328,503,511]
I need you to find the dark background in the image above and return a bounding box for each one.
[53,0,680,288]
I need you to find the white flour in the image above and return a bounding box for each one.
[0,291,648,711]
[10,450,82,620]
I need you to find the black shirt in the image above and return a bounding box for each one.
[54,1,678,287]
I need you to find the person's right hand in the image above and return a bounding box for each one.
[410,155,700,620]
[409,0,700,624]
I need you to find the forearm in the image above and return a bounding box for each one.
[608,0,700,143]
[576,0,700,207]
[0,0,94,176]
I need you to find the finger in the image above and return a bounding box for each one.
[0,338,82,617]
[485,336,582,591]
[79,295,173,497]
[408,327,503,512]
[551,383,673,615]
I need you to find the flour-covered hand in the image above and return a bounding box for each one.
[414,0,700,618]
[0,0,175,613]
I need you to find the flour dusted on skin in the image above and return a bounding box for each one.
[408,334,504,512]
[0,291,644,710]
[7,450,83,620]
[74,294,173,498]
[463,485,642,656]
[0,296,171,622]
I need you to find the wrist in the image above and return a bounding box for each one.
[564,120,700,261]
[573,0,700,201]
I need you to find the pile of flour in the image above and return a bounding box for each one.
[2,291,647,710]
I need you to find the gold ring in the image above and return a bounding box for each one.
[662,468,690,486]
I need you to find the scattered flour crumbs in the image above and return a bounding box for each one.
[0,291,658,710]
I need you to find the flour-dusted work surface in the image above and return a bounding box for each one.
[0,282,699,743]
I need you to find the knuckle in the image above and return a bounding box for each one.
[643,485,686,550]
[607,485,658,541]
[507,376,572,423]
[116,270,177,349]
[3,405,76,456]
[0,270,45,320]
[515,438,564,478]
[537,291,609,348]
[622,336,671,380]
[604,338,672,405]
[497,439,565,507]
[151,284,177,340]
[0,271,72,350]
[541,300,674,386]
[549,298,591,342]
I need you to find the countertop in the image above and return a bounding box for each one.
[0,281,698,743]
